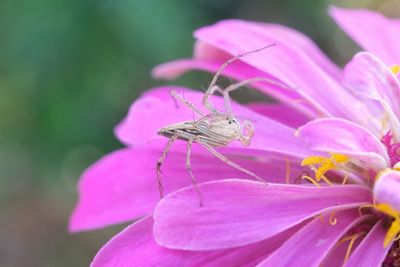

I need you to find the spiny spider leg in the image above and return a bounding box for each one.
[204,76,296,116]
[186,139,203,206]
[170,90,204,117]
[156,134,179,198]
[222,77,291,114]
[206,44,276,96]
[196,137,265,184]
[203,44,276,113]
[202,85,224,113]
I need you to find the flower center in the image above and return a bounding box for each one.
[301,152,400,250]
[360,202,400,248]
[375,203,400,248]
[301,153,349,185]
[383,241,400,266]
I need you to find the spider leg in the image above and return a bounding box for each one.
[170,90,204,117]
[203,44,275,113]
[196,138,266,184]
[156,134,179,198]
[202,85,224,114]
[206,44,276,95]
[222,77,291,114]
[186,138,203,206]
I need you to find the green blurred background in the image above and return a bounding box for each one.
[1,0,398,266]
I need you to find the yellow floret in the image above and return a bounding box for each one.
[390,64,400,75]
[301,153,348,181]
[374,203,400,247]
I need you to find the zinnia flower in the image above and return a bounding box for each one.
[71,6,400,267]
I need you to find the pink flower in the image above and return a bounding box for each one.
[71,6,400,267]
[69,87,310,231]
[93,181,373,266]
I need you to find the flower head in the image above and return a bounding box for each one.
[71,6,400,267]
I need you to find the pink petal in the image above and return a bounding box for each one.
[92,216,306,267]
[192,40,229,60]
[191,32,338,81]
[373,169,400,211]
[69,144,305,232]
[245,102,310,128]
[321,243,350,267]
[297,118,390,171]
[192,19,365,120]
[329,6,400,65]
[152,58,299,102]
[91,216,198,267]
[320,218,367,267]
[153,179,372,250]
[343,52,400,138]
[116,86,310,158]
[344,220,391,267]
[258,210,369,267]
[152,59,318,118]
[253,23,341,81]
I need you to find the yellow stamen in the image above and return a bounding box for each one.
[301,153,349,182]
[320,174,334,186]
[301,175,321,187]
[301,156,327,166]
[374,203,400,248]
[385,220,400,248]
[391,65,400,75]
[315,162,335,181]
[331,153,349,163]
[341,232,365,266]
[375,203,399,219]
[329,211,337,225]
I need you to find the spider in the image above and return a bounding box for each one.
[156,44,278,200]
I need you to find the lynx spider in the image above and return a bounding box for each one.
[156,44,279,200]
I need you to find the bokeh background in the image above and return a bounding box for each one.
[1,0,399,266]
